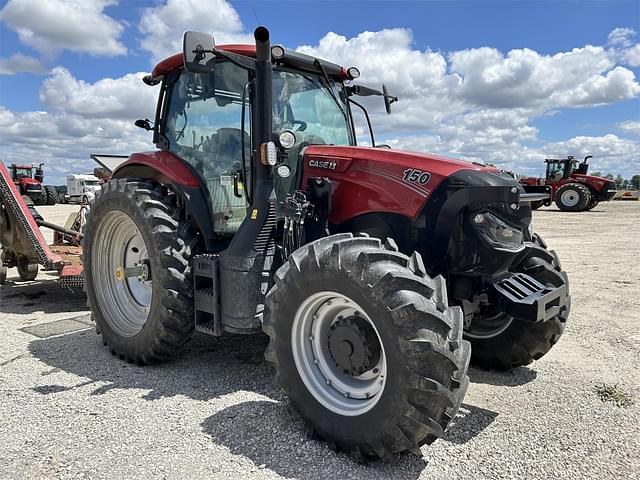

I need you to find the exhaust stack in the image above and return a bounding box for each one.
[218,26,277,333]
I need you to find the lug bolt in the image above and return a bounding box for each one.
[510,203,518,210]
[309,335,314,342]
[344,392,350,398]
[326,379,331,385]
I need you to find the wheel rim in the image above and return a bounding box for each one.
[92,210,152,337]
[560,189,580,207]
[464,311,513,339]
[291,291,387,416]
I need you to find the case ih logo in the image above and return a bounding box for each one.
[309,159,337,170]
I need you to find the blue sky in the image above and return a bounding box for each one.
[0,0,638,183]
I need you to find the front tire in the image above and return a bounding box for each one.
[263,234,470,458]
[555,183,591,211]
[464,234,570,370]
[17,257,38,281]
[83,178,197,364]
[45,186,57,205]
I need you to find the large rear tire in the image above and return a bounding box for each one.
[585,197,598,210]
[555,183,591,211]
[263,234,470,459]
[464,234,570,370]
[83,178,197,364]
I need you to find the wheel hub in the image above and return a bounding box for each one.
[328,317,381,376]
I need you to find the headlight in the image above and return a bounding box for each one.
[471,212,525,252]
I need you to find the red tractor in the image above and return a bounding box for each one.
[9,163,57,205]
[82,27,570,459]
[520,156,617,211]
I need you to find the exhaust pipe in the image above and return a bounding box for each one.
[218,26,277,333]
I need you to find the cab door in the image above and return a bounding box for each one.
[162,62,252,236]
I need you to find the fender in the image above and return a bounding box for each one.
[113,151,217,250]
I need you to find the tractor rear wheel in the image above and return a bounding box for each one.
[263,234,470,459]
[17,257,38,281]
[45,186,57,205]
[464,234,570,370]
[555,183,591,211]
[83,178,197,364]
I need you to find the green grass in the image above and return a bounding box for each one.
[595,383,635,407]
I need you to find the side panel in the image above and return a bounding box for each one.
[301,145,488,225]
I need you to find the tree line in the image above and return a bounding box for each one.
[591,172,640,190]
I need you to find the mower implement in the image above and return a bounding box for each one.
[81,25,571,459]
[0,160,83,287]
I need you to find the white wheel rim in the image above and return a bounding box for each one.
[560,189,580,207]
[92,210,152,337]
[291,291,387,416]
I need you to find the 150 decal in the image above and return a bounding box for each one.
[402,169,431,184]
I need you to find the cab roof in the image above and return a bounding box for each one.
[151,44,348,82]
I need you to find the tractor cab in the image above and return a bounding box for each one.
[544,155,592,182]
[135,34,394,239]
[10,164,34,182]
[545,156,576,182]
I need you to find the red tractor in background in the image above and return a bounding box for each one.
[9,163,57,205]
[519,156,617,211]
[81,27,570,459]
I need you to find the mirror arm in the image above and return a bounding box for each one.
[348,98,376,147]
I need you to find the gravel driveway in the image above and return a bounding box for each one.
[1,202,638,480]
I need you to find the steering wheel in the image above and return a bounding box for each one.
[289,120,307,132]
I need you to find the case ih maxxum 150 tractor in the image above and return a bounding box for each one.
[83,28,570,459]
[520,155,617,211]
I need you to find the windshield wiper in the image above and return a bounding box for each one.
[312,60,349,123]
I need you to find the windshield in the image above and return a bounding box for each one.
[272,69,353,146]
[14,168,32,178]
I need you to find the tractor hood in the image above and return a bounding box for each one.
[300,145,498,224]
[303,145,491,176]
[19,177,40,186]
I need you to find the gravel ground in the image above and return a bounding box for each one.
[1,202,638,480]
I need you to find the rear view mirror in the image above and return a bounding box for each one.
[383,84,398,114]
[183,31,216,73]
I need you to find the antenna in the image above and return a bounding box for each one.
[250,3,260,25]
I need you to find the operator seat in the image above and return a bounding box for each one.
[204,128,251,235]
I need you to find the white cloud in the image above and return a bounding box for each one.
[0,0,126,57]
[608,27,636,48]
[39,67,157,120]
[623,43,640,67]
[0,53,47,75]
[299,26,640,177]
[0,68,158,184]
[138,0,253,64]
[618,120,640,136]
[2,16,639,183]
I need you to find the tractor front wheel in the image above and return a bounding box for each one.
[45,186,57,205]
[83,178,196,364]
[555,183,591,211]
[464,234,570,370]
[263,234,470,459]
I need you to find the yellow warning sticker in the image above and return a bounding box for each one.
[251,209,258,220]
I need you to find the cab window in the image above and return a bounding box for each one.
[164,62,251,235]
